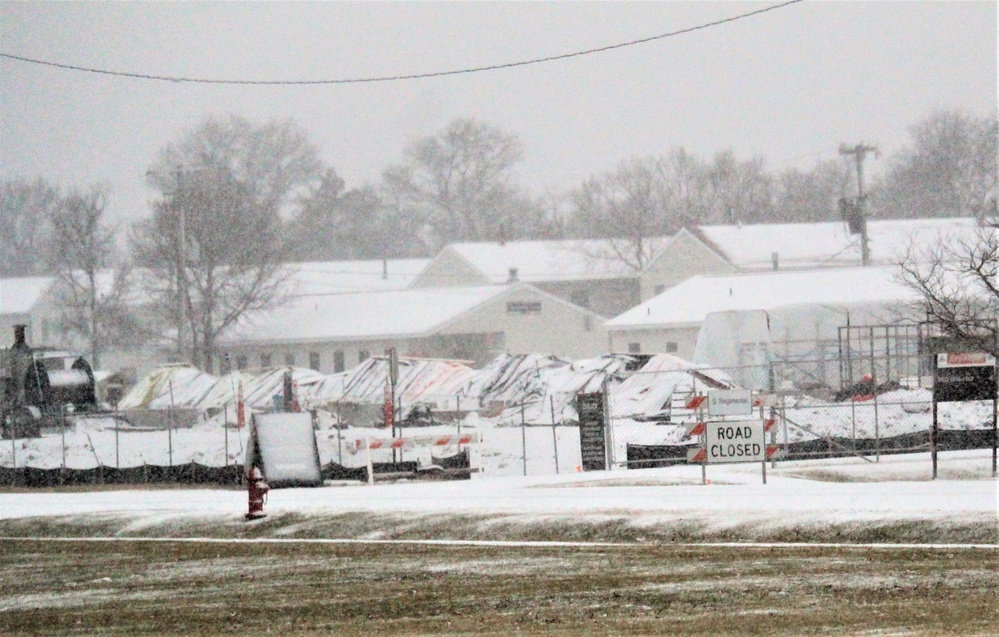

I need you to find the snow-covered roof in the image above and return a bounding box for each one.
[446,237,672,283]
[0,276,54,315]
[605,266,920,329]
[226,285,519,345]
[285,259,430,295]
[697,217,985,270]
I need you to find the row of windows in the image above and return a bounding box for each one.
[228,349,372,373]
[627,342,678,354]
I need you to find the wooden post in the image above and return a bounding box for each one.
[550,395,560,475]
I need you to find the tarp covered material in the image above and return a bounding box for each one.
[237,367,326,411]
[115,364,218,409]
[302,356,480,417]
[693,302,920,391]
[246,412,322,487]
[195,371,257,409]
[461,353,571,413]
[500,354,635,425]
[120,366,324,413]
[611,354,736,421]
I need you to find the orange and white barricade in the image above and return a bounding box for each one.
[355,433,482,485]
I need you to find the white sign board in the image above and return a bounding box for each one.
[704,420,766,464]
[707,389,753,416]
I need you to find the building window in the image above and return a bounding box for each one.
[665,342,678,353]
[570,290,590,309]
[260,353,272,368]
[334,350,345,373]
[359,350,370,363]
[654,285,666,296]
[628,343,641,354]
[309,352,320,371]
[507,301,542,315]
[285,353,295,366]
[236,355,248,370]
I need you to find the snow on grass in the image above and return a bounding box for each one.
[1,449,995,545]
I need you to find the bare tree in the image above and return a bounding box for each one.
[286,169,428,260]
[382,118,535,250]
[658,147,715,227]
[877,109,998,220]
[572,156,675,271]
[896,205,999,351]
[706,151,776,224]
[48,185,137,368]
[0,177,60,276]
[774,159,852,223]
[134,115,323,371]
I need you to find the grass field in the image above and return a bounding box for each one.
[3,536,998,636]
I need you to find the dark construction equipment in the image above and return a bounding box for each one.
[1,325,98,438]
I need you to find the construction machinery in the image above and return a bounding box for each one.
[1,325,98,438]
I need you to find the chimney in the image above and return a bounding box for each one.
[13,324,27,349]
[771,252,779,271]
[508,267,519,283]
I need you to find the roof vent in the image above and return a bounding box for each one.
[771,252,779,271]
[508,267,519,283]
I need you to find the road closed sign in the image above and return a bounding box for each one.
[688,420,767,464]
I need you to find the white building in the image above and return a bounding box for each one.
[220,283,606,373]
[605,266,922,363]
[0,276,56,347]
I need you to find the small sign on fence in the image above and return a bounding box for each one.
[931,350,998,479]
[934,353,997,403]
[707,389,753,416]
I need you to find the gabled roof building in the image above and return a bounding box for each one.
[219,283,605,373]
[409,237,672,319]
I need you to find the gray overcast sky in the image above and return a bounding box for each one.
[1,1,996,226]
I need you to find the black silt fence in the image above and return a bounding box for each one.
[627,429,996,468]
[0,463,245,487]
[2,450,476,487]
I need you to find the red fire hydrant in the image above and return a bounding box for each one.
[245,466,269,520]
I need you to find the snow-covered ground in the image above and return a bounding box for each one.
[2,450,996,540]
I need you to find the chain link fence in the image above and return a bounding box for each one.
[2,345,994,484]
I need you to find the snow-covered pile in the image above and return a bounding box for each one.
[116,365,218,409]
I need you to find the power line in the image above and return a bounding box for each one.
[0,1,804,86]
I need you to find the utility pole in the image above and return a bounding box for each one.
[147,164,200,366]
[839,143,879,266]
[173,165,189,363]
